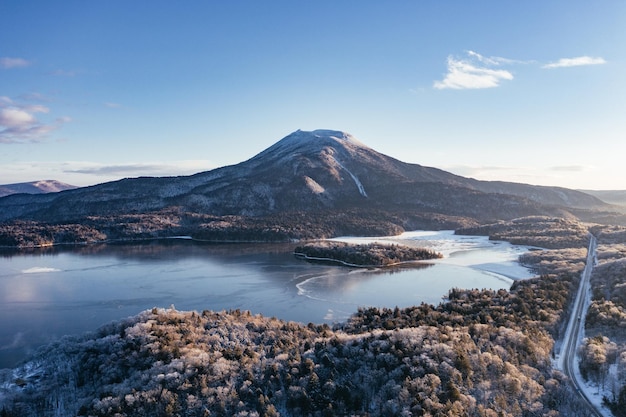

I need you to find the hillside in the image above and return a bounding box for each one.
[0,130,621,246]
[581,189,626,207]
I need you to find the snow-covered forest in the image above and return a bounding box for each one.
[0,258,588,415]
[582,225,626,415]
[294,242,442,267]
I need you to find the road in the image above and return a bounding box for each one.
[557,235,607,417]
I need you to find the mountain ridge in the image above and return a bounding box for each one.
[0,180,77,198]
[0,129,621,245]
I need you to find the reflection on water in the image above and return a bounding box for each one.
[0,232,533,368]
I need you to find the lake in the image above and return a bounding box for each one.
[0,230,533,368]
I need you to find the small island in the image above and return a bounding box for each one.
[294,241,443,267]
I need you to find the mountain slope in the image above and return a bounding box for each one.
[580,189,626,206]
[0,130,610,226]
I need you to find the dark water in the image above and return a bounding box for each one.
[0,234,531,368]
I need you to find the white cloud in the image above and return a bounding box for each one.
[0,96,70,144]
[542,56,606,69]
[433,51,514,90]
[0,57,31,69]
[433,51,605,90]
[0,108,37,127]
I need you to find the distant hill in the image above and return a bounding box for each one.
[580,189,626,207]
[0,180,77,197]
[0,130,622,245]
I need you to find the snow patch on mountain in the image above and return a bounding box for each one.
[249,129,372,165]
[304,176,325,194]
[331,157,368,197]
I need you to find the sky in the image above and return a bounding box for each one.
[1,1,624,190]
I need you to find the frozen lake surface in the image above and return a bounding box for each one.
[0,231,533,368]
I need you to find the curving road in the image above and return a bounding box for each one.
[557,235,607,417]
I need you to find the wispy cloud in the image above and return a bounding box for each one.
[19,92,52,102]
[549,165,588,172]
[433,51,514,90]
[542,56,606,69]
[64,160,215,177]
[0,57,31,69]
[444,164,518,179]
[49,69,79,77]
[0,96,70,144]
[104,102,123,109]
[434,51,605,90]
[0,160,217,187]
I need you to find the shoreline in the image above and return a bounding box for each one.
[293,251,432,269]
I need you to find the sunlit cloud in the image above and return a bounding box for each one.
[433,51,514,90]
[0,57,31,69]
[542,56,606,69]
[0,96,70,144]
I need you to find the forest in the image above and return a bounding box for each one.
[0,209,477,248]
[580,224,626,416]
[294,242,442,267]
[1,216,608,416]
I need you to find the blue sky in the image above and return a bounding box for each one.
[1,1,624,189]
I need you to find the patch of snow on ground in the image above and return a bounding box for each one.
[304,176,325,194]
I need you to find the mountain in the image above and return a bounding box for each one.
[0,130,618,243]
[0,180,77,198]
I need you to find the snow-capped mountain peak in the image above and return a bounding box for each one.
[250,129,371,162]
[0,129,608,223]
